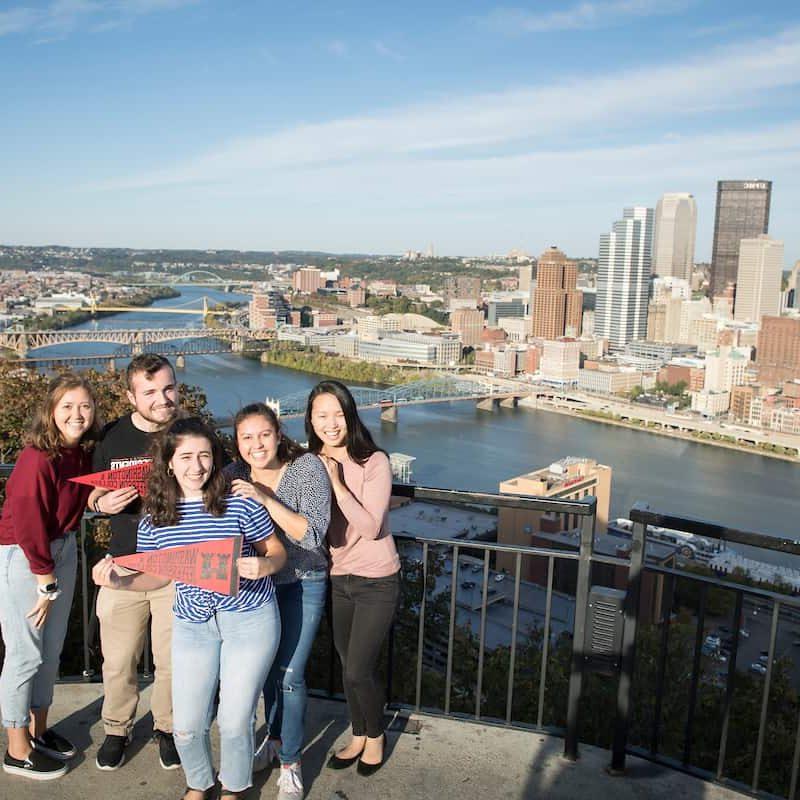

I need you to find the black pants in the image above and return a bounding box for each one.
[330,572,399,738]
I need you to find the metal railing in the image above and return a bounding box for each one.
[2,465,799,799]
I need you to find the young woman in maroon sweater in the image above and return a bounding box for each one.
[0,373,100,781]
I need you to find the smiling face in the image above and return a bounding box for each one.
[235,414,281,472]
[310,392,348,451]
[168,434,214,498]
[53,387,95,446]
[127,365,178,429]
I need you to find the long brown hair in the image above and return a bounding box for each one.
[144,417,227,528]
[27,372,101,458]
[232,403,306,468]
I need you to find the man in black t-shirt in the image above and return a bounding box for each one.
[88,354,180,772]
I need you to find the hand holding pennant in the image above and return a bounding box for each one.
[113,536,244,596]
[71,462,152,497]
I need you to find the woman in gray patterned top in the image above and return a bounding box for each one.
[223,403,331,800]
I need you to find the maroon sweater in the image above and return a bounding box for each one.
[0,445,92,575]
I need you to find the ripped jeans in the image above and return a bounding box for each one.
[171,602,280,792]
[262,572,327,764]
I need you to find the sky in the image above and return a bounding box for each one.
[1,0,799,260]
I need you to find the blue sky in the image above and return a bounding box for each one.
[1,0,799,260]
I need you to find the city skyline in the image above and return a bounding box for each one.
[1,2,799,259]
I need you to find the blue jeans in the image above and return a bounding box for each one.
[0,534,77,728]
[172,601,280,792]
[263,572,327,765]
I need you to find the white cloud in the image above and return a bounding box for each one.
[0,7,41,35]
[0,0,197,38]
[476,0,688,34]
[100,25,800,192]
[373,40,402,60]
[327,39,348,57]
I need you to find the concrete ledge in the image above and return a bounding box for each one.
[0,684,747,799]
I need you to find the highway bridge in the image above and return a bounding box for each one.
[261,375,530,422]
[0,327,274,357]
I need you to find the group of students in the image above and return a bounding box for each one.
[0,353,401,800]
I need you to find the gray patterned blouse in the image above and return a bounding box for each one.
[224,452,331,584]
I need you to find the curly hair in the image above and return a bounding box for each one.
[27,372,101,458]
[144,417,227,528]
[232,402,306,467]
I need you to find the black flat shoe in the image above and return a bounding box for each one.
[327,749,363,770]
[356,734,386,777]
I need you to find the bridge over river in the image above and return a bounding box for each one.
[256,374,531,422]
[0,326,274,360]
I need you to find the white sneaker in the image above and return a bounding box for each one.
[253,737,280,773]
[276,762,304,799]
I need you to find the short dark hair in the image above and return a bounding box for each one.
[304,380,384,465]
[126,353,175,391]
[232,403,306,466]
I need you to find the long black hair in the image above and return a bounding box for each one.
[232,402,306,466]
[145,417,228,527]
[304,380,385,465]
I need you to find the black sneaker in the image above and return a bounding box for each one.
[3,749,68,781]
[31,729,77,761]
[154,730,180,770]
[95,734,128,771]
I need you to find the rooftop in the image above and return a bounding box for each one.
[0,684,747,800]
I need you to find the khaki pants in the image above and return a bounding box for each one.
[96,582,175,736]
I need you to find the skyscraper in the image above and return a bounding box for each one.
[733,235,783,323]
[531,246,582,339]
[595,206,654,350]
[709,180,771,297]
[652,193,697,281]
[518,262,534,294]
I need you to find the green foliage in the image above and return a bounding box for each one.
[364,294,449,326]
[257,346,423,385]
[0,360,210,491]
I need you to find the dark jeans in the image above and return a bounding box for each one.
[330,572,399,738]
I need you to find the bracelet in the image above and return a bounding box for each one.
[93,496,102,514]
[37,581,59,597]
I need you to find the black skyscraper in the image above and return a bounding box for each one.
[709,180,771,298]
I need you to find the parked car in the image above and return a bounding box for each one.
[750,662,767,675]
[494,573,506,583]
[739,628,751,639]
[704,634,722,649]
[471,565,482,573]
[461,581,476,590]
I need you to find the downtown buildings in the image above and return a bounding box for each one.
[733,235,784,324]
[530,246,582,339]
[652,193,697,282]
[595,206,654,350]
[709,180,772,298]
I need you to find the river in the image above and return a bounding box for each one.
[34,287,799,558]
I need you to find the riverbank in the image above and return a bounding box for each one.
[255,347,422,385]
[521,398,800,463]
[21,287,180,332]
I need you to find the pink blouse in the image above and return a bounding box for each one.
[328,451,400,578]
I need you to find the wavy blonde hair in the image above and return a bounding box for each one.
[27,372,101,458]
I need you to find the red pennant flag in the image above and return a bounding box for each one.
[113,536,243,595]
[71,461,152,497]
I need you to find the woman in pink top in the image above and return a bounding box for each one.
[305,380,399,777]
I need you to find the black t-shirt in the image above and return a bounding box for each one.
[92,414,154,557]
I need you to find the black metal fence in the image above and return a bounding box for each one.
[2,465,799,799]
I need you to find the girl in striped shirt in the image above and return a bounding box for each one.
[93,417,286,800]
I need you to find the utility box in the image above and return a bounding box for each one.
[584,586,626,675]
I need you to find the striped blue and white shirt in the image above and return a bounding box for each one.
[137,495,275,623]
